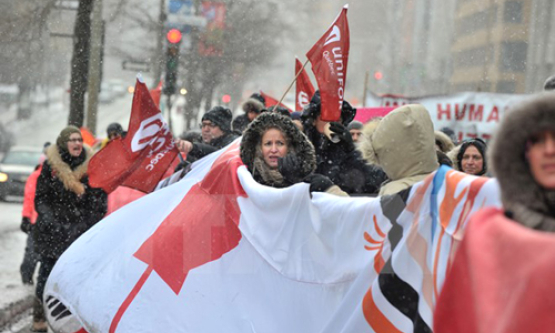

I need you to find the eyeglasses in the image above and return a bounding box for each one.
[68,138,83,143]
[199,122,217,129]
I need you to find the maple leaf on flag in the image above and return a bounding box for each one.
[295,57,316,111]
[88,77,179,194]
[306,5,350,122]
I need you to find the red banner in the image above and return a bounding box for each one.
[295,58,315,111]
[88,79,179,194]
[259,91,292,112]
[306,5,350,122]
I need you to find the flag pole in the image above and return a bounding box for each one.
[275,58,310,108]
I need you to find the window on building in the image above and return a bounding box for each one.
[500,41,527,72]
[455,45,494,68]
[504,1,522,23]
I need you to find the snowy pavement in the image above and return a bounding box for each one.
[0,200,34,330]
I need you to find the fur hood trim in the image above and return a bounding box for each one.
[242,98,265,114]
[358,117,382,165]
[240,112,316,183]
[46,144,93,195]
[490,92,555,217]
[435,130,455,153]
[447,145,462,171]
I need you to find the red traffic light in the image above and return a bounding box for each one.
[166,29,182,44]
[374,71,383,81]
[222,94,231,103]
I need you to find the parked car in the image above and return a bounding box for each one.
[0,146,42,200]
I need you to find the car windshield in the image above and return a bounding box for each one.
[1,150,41,166]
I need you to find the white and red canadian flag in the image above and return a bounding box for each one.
[295,57,315,111]
[88,77,179,194]
[306,5,350,122]
[45,141,502,333]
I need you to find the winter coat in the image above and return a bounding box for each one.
[303,122,384,195]
[240,112,317,188]
[22,165,42,223]
[358,118,382,165]
[187,131,239,163]
[490,92,555,231]
[232,114,250,135]
[33,145,107,259]
[371,104,439,196]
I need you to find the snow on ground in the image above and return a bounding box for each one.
[0,200,32,312]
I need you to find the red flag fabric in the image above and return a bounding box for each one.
[259,91,292,112]
[88,78,179,194]
[295,57,315,111]
[149,81,162,107]
[306,5,350,122]
[434,207,555,333]
[80,127,97,147]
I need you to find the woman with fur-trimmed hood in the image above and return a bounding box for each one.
[240,112,345,195]
[232,93,266,134]
[31,126,107,332]
[434,94,555,333]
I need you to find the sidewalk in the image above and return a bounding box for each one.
[0,202,34,331]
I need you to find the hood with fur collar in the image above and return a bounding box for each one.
[240,112,316,186]
[490,92,555,231]
[45,144,93,195]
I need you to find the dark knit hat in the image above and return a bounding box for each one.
[268,105,291,118]
[544,75,555,91]
[250,93,265,105]
[56,125,81,151]
[202,106,233,133]
[456,138,487,175]
[347,120,363,131]
[107,122,124,137]
[301,90,356,125]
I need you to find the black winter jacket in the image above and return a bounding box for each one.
[187,132,239,163]
[33,146,107,259]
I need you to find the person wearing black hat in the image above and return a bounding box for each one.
[176,106,239,163]
[347,120,363,143]
[232,93,266,134]
[301,91,384,195]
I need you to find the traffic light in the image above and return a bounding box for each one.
[374,71,383,81]
[163,29,182,96]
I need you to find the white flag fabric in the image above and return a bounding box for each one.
[45,142,501,333]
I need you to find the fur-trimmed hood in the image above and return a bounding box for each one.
[242,98,265,114]
[45,144,93,195]
[490,92,555,230]
[435,130,455,153]
[240,112,316,186]
[358,117,382,165]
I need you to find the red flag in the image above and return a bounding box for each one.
[149,81,162,107]
[88,78,179,194]
[306,5,350,122]
[259,91,292,112]
[295,57,315,111]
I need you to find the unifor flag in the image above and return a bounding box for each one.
[306,5,350,122]
[295,57,315,111]
[45,146,501,333]
[259,90,293,112]
[88,77,179,194]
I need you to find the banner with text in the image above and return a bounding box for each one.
[365,91,532,142]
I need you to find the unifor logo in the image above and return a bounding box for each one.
[131,113,169,153]
[298,91,310,108]
[324,25,341,46]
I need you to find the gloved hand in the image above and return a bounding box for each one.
[329,122,355,152]
[278,154,304,184]
[20,217,32,234]
[303,174,334,192]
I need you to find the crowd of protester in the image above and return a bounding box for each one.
[16,75,555,332]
